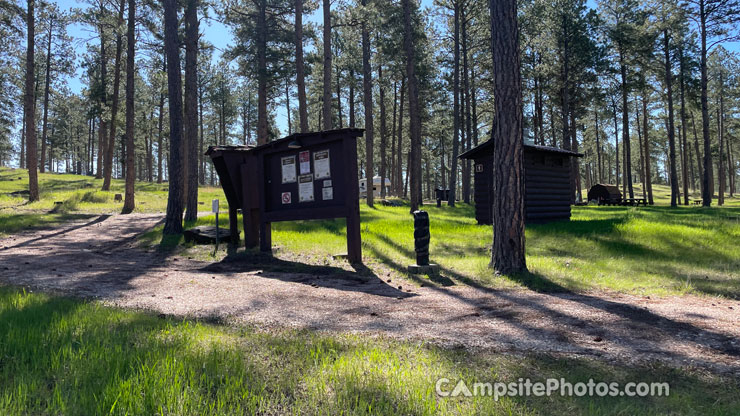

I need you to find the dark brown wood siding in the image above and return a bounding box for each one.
[472,149,573,225]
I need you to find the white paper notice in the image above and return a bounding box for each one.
[313,149,331,179]
[299,151,310,174]
[281,156,296,184]
[298,174,314,202]
[322,187,333,201]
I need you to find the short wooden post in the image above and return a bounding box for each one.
[408,210,439,274]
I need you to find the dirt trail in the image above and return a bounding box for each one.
[1,214,738,374]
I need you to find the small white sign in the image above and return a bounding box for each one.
[298,174,314,202]
[211,199,219,213]
[281,156,297,184]
[323,179,332,188]
[322,187,333,201]
[313,149,331,179]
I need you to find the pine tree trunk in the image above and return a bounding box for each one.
[594,106,602,183]
[349,69,355,128]
[489,0,526,274]
[256,0,268,144]
[691,112,703,195]
[619,50,633,199]
[391,80,397,194]
[40,18,52,174]
[362,0,374,207]
[24,0,39,202]
[122,0,136,214]
[102,0,126,191]
[402,0,421,212]
[379,64,388,199]
[461,4,472,204]
[322,0,332,130]
[397,76,405,196]
[635,102,646,200]
[157,86,164,184]
[295,0,308,132]
[699,1,712,206]
[184,0,199,221]
[163,0,185,234]
[448,0,460,207]
[679,47,689,205]
[642,95,653,204]
[663,30,678,207]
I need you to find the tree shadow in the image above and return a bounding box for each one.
[197,249,411,298]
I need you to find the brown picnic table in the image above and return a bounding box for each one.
[598,198,647,206]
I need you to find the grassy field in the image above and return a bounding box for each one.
[0,286,737,415]
[3,167,739,298]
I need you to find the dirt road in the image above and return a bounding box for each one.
[1,214,738,373]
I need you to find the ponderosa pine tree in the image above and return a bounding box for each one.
[489,0,526,274]
[184,0,199,222]
[163,0,184,234]
[24,0,39,202]
[121,0,135,214]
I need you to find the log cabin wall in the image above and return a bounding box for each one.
[468,145,580,225]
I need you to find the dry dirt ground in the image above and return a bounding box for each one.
[1,214,738,374]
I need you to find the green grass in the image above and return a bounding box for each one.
[0,167,224,236]
[0,286,737,415]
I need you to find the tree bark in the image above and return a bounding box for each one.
[102,0,126,191]
[448,0,460,207]
[157,78,164,184]
[461,3,472,204]
[183,0,199,221]
[322,0,332,130]
[642,95,653,204]
[25,0,39,202]
[717,78,725,205]
[362,0,373,206]
[619,49,633,199]
[122,0,136,214]
[489,0,526,274]
[397,75,405,196]
[256,0,268,144]
[40,15,53,174]
[402,0,421,211]
[699,0,712,206]
[691,111,703,195]
[594,105,602,183]
[679,47,689,204]
[663,30,678,207]
[295,0,308,132]
[163,0,185,234]
[379,64,388,199]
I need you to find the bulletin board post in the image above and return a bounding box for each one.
[243,128,364,263]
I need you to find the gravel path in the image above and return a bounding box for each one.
[1,214,738,374]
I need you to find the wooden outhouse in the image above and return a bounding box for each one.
[460,140,583,224]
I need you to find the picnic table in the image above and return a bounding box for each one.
[623,198,647,206]
[598,197,647,206]
[692,199,703,206]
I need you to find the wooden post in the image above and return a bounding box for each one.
[228,205,239,244]
[240,163,260,249]
[344,133,362,263]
